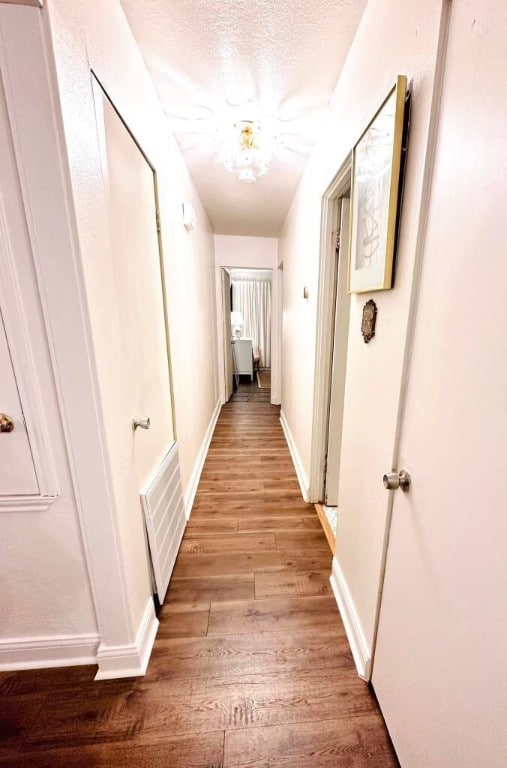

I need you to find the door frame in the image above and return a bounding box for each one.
[215,265,280,405]
[220,267,233,401]
[309,157,352,503]
[324,197,351,507]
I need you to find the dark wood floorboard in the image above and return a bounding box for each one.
[0,378,398,767]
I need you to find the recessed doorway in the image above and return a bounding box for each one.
[311,159,352,549]
[219,267,274,402]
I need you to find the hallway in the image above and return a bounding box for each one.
[0,380,397,767]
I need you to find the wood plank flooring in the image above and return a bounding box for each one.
[0,379,398,767]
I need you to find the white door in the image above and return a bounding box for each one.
[222,269,233,401]
[0,311,38,495]
[100,93,173,489]
[94,84,176,606]
[325,198,351,506]
[372,3,507,765]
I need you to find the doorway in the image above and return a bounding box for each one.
[310,160,352,549]
[219,267,274,402]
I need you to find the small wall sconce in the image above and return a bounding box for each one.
[303,286,309,299]
[182,202,196,230]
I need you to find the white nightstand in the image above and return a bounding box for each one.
[232,338,254,380]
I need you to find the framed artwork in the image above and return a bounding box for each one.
[348,75,408,293]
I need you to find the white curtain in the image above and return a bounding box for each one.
[232,277,271,368]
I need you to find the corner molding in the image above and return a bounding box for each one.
[183,398,221,519]
[0,632,99,671]
[330,556,372,681]
[95,598,158,680]
[0,495,58,513]
[280,409,310,501]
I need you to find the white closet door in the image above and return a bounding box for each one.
[0,312,38,495]
[94,84,179,607]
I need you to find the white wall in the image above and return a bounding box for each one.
[215,234,278,269]
[0,0,218,672]
[47,0,219,509]
[279,0,446,658]
[0,74,97,653]
[214,235,281,403]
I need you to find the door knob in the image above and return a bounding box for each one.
[133,417,150,430]
[383,469,411,492]
[0,413,15,433]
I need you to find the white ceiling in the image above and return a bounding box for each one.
[120,0,367,236]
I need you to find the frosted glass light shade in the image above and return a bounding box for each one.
[231,311,244,328]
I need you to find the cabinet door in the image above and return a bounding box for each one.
[233,340,253,375]
[0,312,39,495]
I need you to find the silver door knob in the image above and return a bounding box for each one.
[383,469,411,492]
[133,417,150,430]
[0,413,14,433]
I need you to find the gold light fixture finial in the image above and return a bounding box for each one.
[222,120,271,183]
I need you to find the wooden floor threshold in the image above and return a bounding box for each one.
[315,502,336,555]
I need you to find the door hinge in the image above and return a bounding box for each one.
[322,455,328,474]
[155,211,161,233]
[332,229,341,250]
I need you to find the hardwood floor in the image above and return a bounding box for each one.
[0,379,398,767]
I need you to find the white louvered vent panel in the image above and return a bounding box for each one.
[140,442,186,603]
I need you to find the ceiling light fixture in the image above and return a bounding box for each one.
[222,120,271,183]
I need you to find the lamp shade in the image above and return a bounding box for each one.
[231,311,244,328]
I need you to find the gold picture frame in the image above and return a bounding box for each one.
[348,75,408,293]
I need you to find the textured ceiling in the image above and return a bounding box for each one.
[120,0,367,236]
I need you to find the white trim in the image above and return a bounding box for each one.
[95,598,159,680]
[215,267,226,405]
[0,633,99,671]
[280,409,310,502]
[309,160,352,503]
[184,398,221,519]
[330,556,372,681]
[0,494,58,512]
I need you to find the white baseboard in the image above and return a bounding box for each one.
[95,598,159,680]
[0,632,99,671]
[330,556,372,681]
[280,409,310,501]
[183,398,221,519]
